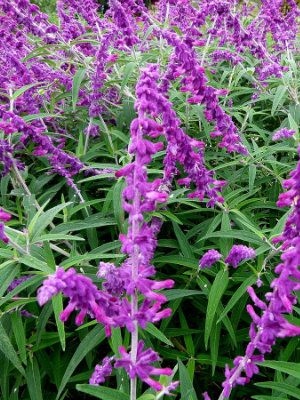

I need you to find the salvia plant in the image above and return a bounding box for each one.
[0,0,300,399]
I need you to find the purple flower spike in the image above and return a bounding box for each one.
[225,245,256,268]
[199,249,222,269]
[272,128,295,141]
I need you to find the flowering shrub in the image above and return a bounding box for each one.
[0,0,300,399]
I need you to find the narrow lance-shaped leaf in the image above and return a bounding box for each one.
[205,270,229,349]
[52,294,66,351]
[56,326,106,400]
[76,385,129,400]
[11,312,27,365]
[0,321,25,376]
[26,357,43,400]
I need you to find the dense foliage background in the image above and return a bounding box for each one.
[0,0,300,399]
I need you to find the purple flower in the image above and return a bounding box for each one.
[225,245,256,268]
[89,357,114,385]
[199,249,222,269]
[272,128,295,141]
[37,267,113,331]
[0,209,11,222]
[115,341,172,391]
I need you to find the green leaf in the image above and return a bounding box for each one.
[0,264,19,297]
[252,397,286,400]
[137,395,155,400]
[258,361,300,380]
[19,255,53,273]
[12,82,45,100]
[144,323,173,347]
[205,270,229,349]
[29,202,72,241]
[165,289,203,301]
[52,294,66,351]
[23,113,62,122]
[256,381,300,399]
[270,209,290,238]
[271,85,287,116]
[56,326,106,400]
[179,309,194,356]
[121,62,136,93]
[154,256,198,269]
[178,358,197,400]
[113,180,125,233]
[72,69,86,112]
[36,303,53,347]
[76,385,129,400]
[201,230,265,246]
[210,315,221,375]
[32,234,84,243]
[172,222,194,259]
[11,312,27,365]
[52,217,116,234]
[217,275,257,323]
[288,113,299,134]
[220,212,232,255]
[26,358,43,400]
[249,165,256,192]
[0,321,25,376]
[0,275,42,308]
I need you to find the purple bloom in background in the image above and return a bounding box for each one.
[199,249,222,269]
[89,356,114,385]
[7,275,32,292]
[0,208,11,243]
[272,128,295,141]
[7,275,34,317]
[225,245,256,268]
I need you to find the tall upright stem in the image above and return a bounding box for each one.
[129,129,142,400]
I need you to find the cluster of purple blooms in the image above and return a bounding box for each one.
[159,29,248,156]
[161,0,299,84]
[1,0,297,194]
[272,127,295,141]
[37,63,179,394]
[199,245,256,270]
